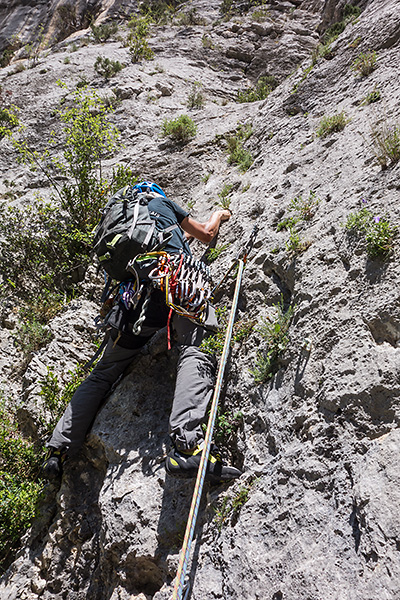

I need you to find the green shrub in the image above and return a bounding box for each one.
[316,111,348,138]
[187,82,205,109]
[207,244,229,263]
[226,123,253,172]
[200,306,228,356]
[352,50,377,76]
[127,15,154,62]
[202,34,214,49]
[94,56,124,79]
[213,409,243,447]
[139,0,178,24]
[361,87,381,105]
[0,401,45,569]
[0,85,136,306]
[201,309,255,355]
[237,75,277,103]
[0,106,19,140]
[220,0,234,14]
[251,298,294,383]
[13,317,53,358]
[289,190,319,221]
[233,319,256,343]
[177,8,206,26]
[0,475,42,567]
[0,359,91,569]
[214,480,256,531]
[162,114,197,143]
[277,192,317,255]
[24,24,45,69]
[217,183,233,209]
[39,365,87,430]
[252,7,271,21]
[90,21,119,43]
[311,42,332,64]
[370,122,400,169]
[285,225,311,255]
[345,205,397,258]
[0,48,15,68]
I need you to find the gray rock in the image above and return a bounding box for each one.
[1,0,400,599]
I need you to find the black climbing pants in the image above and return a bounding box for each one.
[47,305,218,456]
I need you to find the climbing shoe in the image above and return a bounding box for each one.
[165,443,242,484]
[41,448,66,480]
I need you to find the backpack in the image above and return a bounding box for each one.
[93,184,175,282]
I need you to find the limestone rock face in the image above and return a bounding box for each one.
[1,0,400,599]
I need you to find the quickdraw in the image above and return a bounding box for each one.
[128,251,213,323]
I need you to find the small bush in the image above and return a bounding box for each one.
[220,0,234,14]
[0,475,43,568]
[127,16,154,62]
[13,318,53,358]
[251,297,294,383]
[220,0,266,16]
[207,244,229,263]
[311,42,332,64]
[162,114,197,143]
[187,82,205,109]
[94,56,124,79]
[285,225,311,255]
[24,24,45,69]
[200,308,254,356]
[214,480,256,531]
[200,306,228,356]
[0,48,15,68]
[370,122,400,169]
[237,75,277,103]
[252,7,271,21]
[213,409,243,447]
[0,401,45,569]
[139,0,178,24]
[202,34,214,49]
[0,360,91,569]
[291,63,314,94]
[233,319,256,344]
[39,365,87,431]
[361,87,381,105]
[226,123,253,172]
[0,106,19,140]
[277,191,317,255]
[217,183,233,209]
[352,50,377,76]
[316,111,348,138]
[345,205,396,258]
[177,8,206,26]
[0,85,136,308]
[289,190,319,221]
[90,21,119,43]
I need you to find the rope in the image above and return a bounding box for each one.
[131,285,152,335]
[171,258,245,600]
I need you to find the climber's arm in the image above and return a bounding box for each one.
[181,210,231,244]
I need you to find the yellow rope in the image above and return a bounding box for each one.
[171,259,245,600]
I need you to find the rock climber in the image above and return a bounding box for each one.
[42,181,242,485]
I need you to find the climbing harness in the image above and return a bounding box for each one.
[170,226,258,600]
